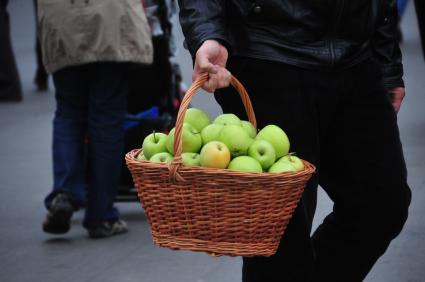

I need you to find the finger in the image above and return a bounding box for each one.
[210,68,229,89]
[202,82,216,93]
[192,66,215,82]
[392,102,400,113]
[391,92,404,101]
[204,76,218,93]
[391,97,402,112]
[397,91,405,101]
[197,54,219,74]
[192,61,218,83]
[217,68,231,89]
[202,74,220,93]
[393,100,402,112]
[192,62,207,81]
[389,88,405,113]
[192,68,201,82]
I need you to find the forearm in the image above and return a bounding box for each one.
[371,0,404,89]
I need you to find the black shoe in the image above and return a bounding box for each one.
[42,193,74,234]
[87,219,128,239]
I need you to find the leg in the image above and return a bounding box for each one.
[312,60,411,281]
[214,57,338,282]
[43,65,89,234]
[0,0,22,101]
[83,63,128,230]
[45,66,88,209]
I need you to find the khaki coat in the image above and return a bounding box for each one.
[38,0,153,73]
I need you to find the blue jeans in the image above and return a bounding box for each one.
[45,63,128,227]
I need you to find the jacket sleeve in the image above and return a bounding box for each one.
[177,0,231,57]
[371,0,404,89]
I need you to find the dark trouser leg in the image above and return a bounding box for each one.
[215,57,411,281]
[0,0,22,101]
[215,57,342,282]
[83,63,128,226]
[45,66,89,208]
[312,60,411,282]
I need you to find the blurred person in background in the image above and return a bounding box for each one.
[33,0,48,91]
[38,0,153,238]
[414,0,425,58]
[398,0,409,17]
[0,0,22,102]
[396,0,410,42]
[178,0,411,281]
[397,0,409,42]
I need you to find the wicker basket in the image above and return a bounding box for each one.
[125,74,316,257]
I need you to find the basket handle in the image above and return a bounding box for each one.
[169,73,257,182]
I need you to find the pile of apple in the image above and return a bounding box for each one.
[137,108,304,173]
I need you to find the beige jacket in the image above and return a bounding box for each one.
[38,0,153,73]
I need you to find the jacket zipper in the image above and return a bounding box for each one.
[329,0,345,67]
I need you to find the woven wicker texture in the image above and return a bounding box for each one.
[125,74,316,257]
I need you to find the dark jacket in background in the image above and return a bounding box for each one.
[0,0,22,101]
[414,0,425,59]
[178,0,403,89]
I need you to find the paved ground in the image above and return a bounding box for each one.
[1,1,424,281]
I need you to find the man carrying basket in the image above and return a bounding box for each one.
[178,0,411,281]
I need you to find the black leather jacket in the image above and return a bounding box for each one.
[178,0,403,89]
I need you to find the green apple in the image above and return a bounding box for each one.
[248,140,276,170]
[181,152,201,167]
[142,132,168,160]
[184,108,211,132]
[268,161,296,173]
[166,123,202,155]
[201,123,223,145]
[137,152,147,161]
[256,124,290,158]
[241,120,257,138]
[150,152,173,163]
[213,113,242,126]
[277,154,304,171]
[218,125,253,157]
[199,141,231,169]
[228,156,263,173]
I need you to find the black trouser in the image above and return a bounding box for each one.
[0,0,22,101]
[215,57,411,282]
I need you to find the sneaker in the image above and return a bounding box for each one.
[42,193,74,234]
[87,219,128,239]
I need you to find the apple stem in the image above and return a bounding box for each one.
[153,131,157,143]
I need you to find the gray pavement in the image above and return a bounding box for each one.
[0,1,424,281]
